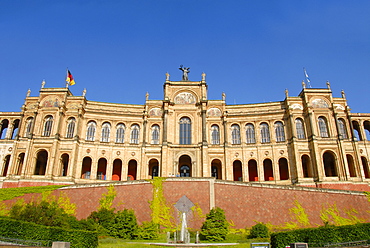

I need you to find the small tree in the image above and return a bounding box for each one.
[200,207,229,241]
[249,222,269,238]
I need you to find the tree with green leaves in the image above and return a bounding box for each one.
[249,222,269,238]
[200,207,229,241]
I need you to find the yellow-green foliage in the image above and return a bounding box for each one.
[99,185,117,210]
[149,177,175,231]
[57,192,77,216]
[0,185,65,201]
[191,203,206,222]
[0,185,65,216]
[289,199,310,227]
[320,203,363,226]
[364,191,370,202]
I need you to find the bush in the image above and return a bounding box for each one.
[200,207,229,241]
[0,216,98,248]
[9,199,77,228]
[270,223,370,248]
[134,221,160,240]
[249,223,269,238]
[88,208,138,239]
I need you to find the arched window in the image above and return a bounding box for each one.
[338,119,347,139]
[352,121,362,141]
[42,116,53,137]
[66,118,76,138]
[318,117,329,138]
[275,121,285,142]
[130,124,140,144]
[364,121,370,141]
[0,120,9,139]
[211,125,220,145]
[179,117,191,144]
[101,122,111,142]
[11,119,19,139]
[25,117,33,138]
[86,121,96,141]
[115,124,125,143]
[246,124,256,144]
[295,118,306,139]
[231,124,241,145]
[260,123,270,143]
[151,125,160,144]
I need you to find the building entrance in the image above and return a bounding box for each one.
[179,155,192,177]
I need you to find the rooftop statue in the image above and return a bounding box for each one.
[179,65,190,81]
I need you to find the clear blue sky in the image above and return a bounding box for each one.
[1,1,370,113]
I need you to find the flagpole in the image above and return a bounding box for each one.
[65,68,69,88]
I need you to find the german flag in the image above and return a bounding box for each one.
[66,70,76,86]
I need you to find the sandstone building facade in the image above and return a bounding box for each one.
[1,73,370,188]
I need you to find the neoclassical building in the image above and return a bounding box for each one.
[1,72,370,188]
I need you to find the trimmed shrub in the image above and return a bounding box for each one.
[249,223,269,238]
[0,216,98,248]
[271,223,370,248]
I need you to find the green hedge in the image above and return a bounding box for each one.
[271,223,370,248]
[0,217,98,248]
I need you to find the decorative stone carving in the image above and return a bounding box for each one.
[207,108,222,117]
[311,98,329,108]
[149,108,163,117]
[334,104,345,110]
[174,92,196,105]
[27,103,38,109]
[291,103,303,110]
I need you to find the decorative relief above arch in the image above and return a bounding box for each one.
[291,103,303,110]
[207,108,222,117]
[311,98,329,108]
[333,104,345,110]
[174,92,196,105]
[27,103,38,109]
[149,108,162,117]
[67,103,80,109]
[42,96,61,108]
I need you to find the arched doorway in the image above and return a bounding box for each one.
[361,156,369,179]
[149,159,159,178]
[346,154,356,177]
[16,153,25,175]
[34,150,48,175]
[301,155,312,178]
[112,159,122,181]
[97,158,107,180]
[81,157,92,179]
[179,155,192,177]
[263,159,274,181]
[128,160,137,180]
[61,154,69,176]
[2,155,10,177]
[233,160,242,181]
[278,158,289,180]
[211,159,222,179]
[323,151,337,177]
[248,159,258,181]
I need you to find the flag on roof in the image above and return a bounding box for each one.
[66,70,75,86]
[303,68,310,83]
